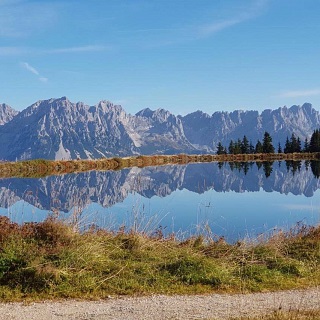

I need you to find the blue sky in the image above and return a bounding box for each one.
[1,0,320,115]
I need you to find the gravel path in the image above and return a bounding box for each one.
[0,288,319,320]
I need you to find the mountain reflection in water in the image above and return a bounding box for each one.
[0,161,319,241]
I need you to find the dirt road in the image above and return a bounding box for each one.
[0,288,319,320]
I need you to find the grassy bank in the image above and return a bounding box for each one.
[0,216,318,302]
[0,152,319,178]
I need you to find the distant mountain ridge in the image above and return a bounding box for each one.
[0,97,319,160]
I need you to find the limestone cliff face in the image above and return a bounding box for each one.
[0,97,196,160]
[0,103,18,125]
[180,103,320,152]
[0,97,319,160]
[0,97,141,160]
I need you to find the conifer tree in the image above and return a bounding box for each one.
[255,140,263,153]
[241,135,250,154]
[284,136,290,153]
[296,137,301,152]
[233,139,242,154]
[228,140,234,154]
[262,131,275,153]
[216,142,226,155]
[249,141,255,154]
[284,133,302,153]
[303,137,310,152]
[309,129,320,152]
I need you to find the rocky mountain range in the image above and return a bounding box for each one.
[0,97,319,160]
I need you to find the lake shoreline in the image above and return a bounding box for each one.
[0,152,319,178]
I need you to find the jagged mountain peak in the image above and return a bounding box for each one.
[97,100,114,108]
[96,100,125,114]
[136,107,174,123]
[18,97,76,118]
[0,103,18,125]
[301,102,313,109]
[153,108,172,120]
[288,104,302,112]
[135,107,153,117]
[182,110,211,119]
[271,103,314,116]
[0,103,15,110]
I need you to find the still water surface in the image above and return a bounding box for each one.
[0,160,319,242]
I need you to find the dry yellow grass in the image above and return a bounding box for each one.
[0,152,319,178]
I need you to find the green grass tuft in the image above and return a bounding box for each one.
[0,216,318,301]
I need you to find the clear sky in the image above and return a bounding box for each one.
[1,0,320,115]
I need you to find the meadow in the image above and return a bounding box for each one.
[0,215,318,302]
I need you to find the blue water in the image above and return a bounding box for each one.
[0,161,319,242]
[80,187,320,241]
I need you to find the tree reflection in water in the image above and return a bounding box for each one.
[221,160,320,179]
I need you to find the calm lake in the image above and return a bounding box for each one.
[0,160,320,242]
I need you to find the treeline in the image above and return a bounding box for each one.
[216,129,320,155]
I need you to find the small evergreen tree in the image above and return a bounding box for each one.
[234,139,242,154]
[290,133,301,152]
[249,141,255,154]
[228,140,234,154]
[296,137,301,152]
[303,137,310,153]
[290,133,298,152]
[284,133,302,153]
[241,135,250,154]
[262,131,275,153]
[284,136,290,153]
[309,129,320,152]
[277,143,282,154]
[216,142,226,155]
[255,140,263,153]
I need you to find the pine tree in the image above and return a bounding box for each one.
[255,140,263,153]
[309,129,320,152]
[284,133,302,153]
[216,142,226,155]
[234,139,242,154]
[290,133,297,152]
[241,135,250,154]
[289,133,301,152]
[228,140,234,154]
[303,137,310,153]
[262,131,275,153]
[296,137,301,152]
[284,136,290,153]
[277,143,282,154]
[249,141,255,154]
